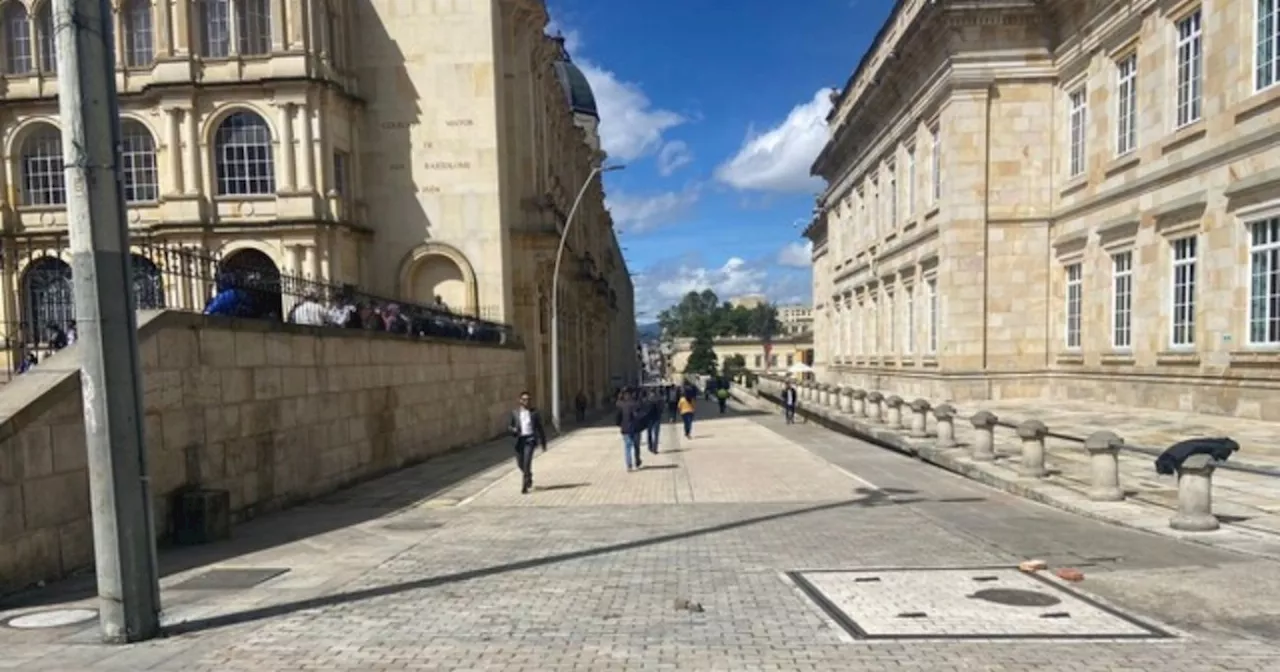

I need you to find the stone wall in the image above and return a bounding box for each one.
[0,311,525,594]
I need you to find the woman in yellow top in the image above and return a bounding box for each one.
[678,392,696,439]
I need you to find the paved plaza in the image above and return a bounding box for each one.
[3,404,1280,670]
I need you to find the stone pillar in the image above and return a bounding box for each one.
[165,108,185,194]
[184,109,200,196]
[1170,454,1220,532]
[1084,431,1124,502]
[908,398,931,438]
[933,404,956,448]
[885,395,904,430]
[851,389,867,417]
[969,411,998,461]
[866,391,883,422]
[299,103,315,190]
[277,103,297,192]
[820,384,832,407]
[838,386,852,413]
[1015,419,1048,478]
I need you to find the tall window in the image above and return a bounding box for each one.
[929,124,941,204]
[1067,87,1088,177]
[123,0,155,67]
[1175,10,1203,128]
[854,301,863,356]
[1065,264,1083,349]
[1249,218,1280,345]
[1111,251,1134,349]
[213,111,276,195]
[1259,0,1280,90]
[1116,53,1137,156]
[37,2,55,74]
[332,151,350,196]
[869,175,879,238]
[3,4,32,75]
[905,146,916,217]
[199,0,271,58]
[1171,236,1198,347]
[904,286,915,354]
[926,278,938,354]
[886,290,896,353]
[120,121,159,203]
[886,160,897,226]
[21,125,66,206]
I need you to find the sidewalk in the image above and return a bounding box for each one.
[736,386,1280,561]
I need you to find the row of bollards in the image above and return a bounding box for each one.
[757,377,1222,533]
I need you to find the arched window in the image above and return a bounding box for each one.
[122,0,154,67]
[198,0,271,58]
[213,111,275,196]
[3,3,32,74]
[21,124,65,206]
[131,254,165,309]
[22,257,74,339]
[36,1,54,74]
[120,120,159,203]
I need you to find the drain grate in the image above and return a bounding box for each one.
[789,567,1172,640]
[172,567,290,591]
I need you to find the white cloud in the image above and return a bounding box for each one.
[630,256,813,320]
[607,186,699,233]
[656,141,693,176]
[777,241,813,268]
[714,88,835,194]
[577,61,685,161]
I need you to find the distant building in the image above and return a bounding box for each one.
[668,334,814,376]
[776,304,814,335]
[728,294,767,310]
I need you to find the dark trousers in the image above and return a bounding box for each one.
[785,403,796,424]
[717,398,727,414]
[514,436,536,490]
[576,406,586,422]
[646,421,661,453]
[667,402,679,423]
[681,412,694,438]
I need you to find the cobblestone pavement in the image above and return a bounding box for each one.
[2,405,1280,670]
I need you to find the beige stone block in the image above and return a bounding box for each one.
[22,470,89,530]
[15,426,54,480]
[182,367,223,407]
[143,369,184,412]
[253,368,283,400]
[204,405,241,443]
[220,369,253,404]
[0,484,24,541]
[160,407,206,452]
[199,329,237,367]
[289,334,318,366]
[155,328,198,369]
[234,332,267,367]
[199,441,227,482]
[49,421,86,473]
[58,518,94,574]
[280,367,308,397]
[0,528,59,591]
[264,332,293,365]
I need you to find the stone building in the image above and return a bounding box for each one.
[807,0,1280,420]
[668,334,814,377]
[775,303,813,335]
[0,0,636,407]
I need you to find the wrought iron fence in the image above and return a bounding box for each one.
[1,238,519,377]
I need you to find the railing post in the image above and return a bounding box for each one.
[908,398,931,438]
[885,395,904,429]
[838,386,852,413]
[1083,431,1125,501]
[851,388,867,417]
[820,384,832,407]
[933,403,956,448]
[1170,454,1220,532]
[1015,419,1048,478]
[969,410,998,462]
[866,391,884,422]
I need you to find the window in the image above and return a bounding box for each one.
[906,146,916,217]
[1249,218,1280,345]
[199,0,271,58]
[1260,0,1280,90]
[1067,87,1088,177]
[786,354,794,366]
[1111,251,1133,349]
[332,151,350,196]
[37,2,54,74]
[123,0,155,67]
[120,121,159,203]
[754,355,762,368]
[854,301,863,356]
[237,0,271,55]
[1065,264,1083,348]
[1116,53,1137,156]
[213,111,276,196]
[886,160,897,226]
[926,278,938,354]
[3,4,32,74]
[21,125,66,206]
[929,124,941,204]
[1175,9,1203,128]
[869,174,879,238]
[1171,236,1197,347]
[904,286,915,354]
[886,291,896,353]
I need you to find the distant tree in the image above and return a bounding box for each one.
[658,291,782,339]
[722,353,747,380]
[683,327,719,375]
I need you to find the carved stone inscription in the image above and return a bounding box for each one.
[425,161,471,170]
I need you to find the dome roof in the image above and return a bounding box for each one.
[552,50,599,119]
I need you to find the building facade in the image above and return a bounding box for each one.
[0,0,636,407]
[808,0,1280,420]
[668,334,814,377]
[775,303,813,335]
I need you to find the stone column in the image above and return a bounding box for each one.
[885,395,904,429]
[165,108,185,194]
[1015,419,1048,478]
[908,398,931,438]
[277,103,297,192]
[1169,454,1220,532]
[969,411,997,461]
[851,389,867,417]
[820,384,832,407]
[299,103,315,191]
[865,391,883,422]
[184,109,200,195]
[933,404,956,448]
[838,386,852,413]
[1084,431,1124,502]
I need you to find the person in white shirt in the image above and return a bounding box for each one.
[506,391,547,494]
[288,293,328,326]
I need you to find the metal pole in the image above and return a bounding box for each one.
[550,164,623,431]
[54,0,161,643]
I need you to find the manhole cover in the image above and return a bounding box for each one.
[172,567,290,591]
[788,567,1171,640]
[7,609,98,629]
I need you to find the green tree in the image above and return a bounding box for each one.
[722,353,747,380]
[658,291,782,339]
[683,327,719,375]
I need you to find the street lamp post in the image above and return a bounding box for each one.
[551,163,625,432]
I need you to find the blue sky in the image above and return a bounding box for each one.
[547,0,892,322]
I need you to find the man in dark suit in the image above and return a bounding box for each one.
[508,391,547,494]
[782,382,799,425]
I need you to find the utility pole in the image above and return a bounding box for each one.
[54,0,161,643]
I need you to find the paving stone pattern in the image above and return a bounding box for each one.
[1,407,1279,670]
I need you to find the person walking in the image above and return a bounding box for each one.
[782,381,798,424]
[644,389,663,454]
[678,389,697,440]
[507,391,547,495]
[716,385,729,414]
[616,388,644,471]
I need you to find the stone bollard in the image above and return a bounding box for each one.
[804,382,815,402]
[1015,419,1048,478]
[969,411,998,461]
[838,386,853,413]
[933,404,956,448]
[1170,454,1220,532]
[908,399,931,438]
[866,391,884,422]
[851,389,867,417]
[821,384,833,407]
[885,395,905,429]
[1083,431,1125,502]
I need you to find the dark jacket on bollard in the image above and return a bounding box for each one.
[1155,437,1240,475]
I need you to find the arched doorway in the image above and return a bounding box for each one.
[219,248,282,320]
[131,254,166,310]
[22,256,74,341]
[400,244,477,315]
